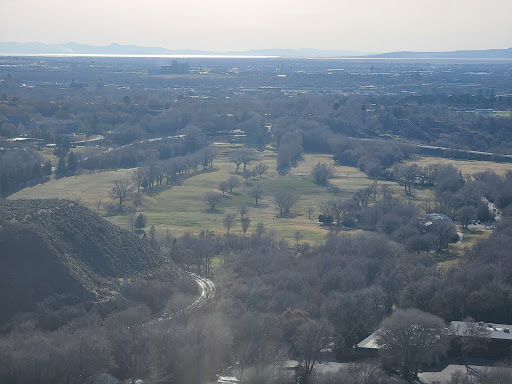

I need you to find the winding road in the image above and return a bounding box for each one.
[148,272,215,325]
[176,272,216,317]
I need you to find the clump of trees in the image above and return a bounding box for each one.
[229,148,259,173]
[333,140,410,179]
[311,162,335,185]
[277,132,303,172]
[0,148,51,197]
[218,176,241,195]
[274,191,299,217]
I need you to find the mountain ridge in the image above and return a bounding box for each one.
[0,42,370,57]
[368,48,512,59]
[1,42,511,58]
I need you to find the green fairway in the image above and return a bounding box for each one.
[9,144,441,243]
[106,150,370,243]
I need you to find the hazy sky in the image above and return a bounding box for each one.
[2,0,511,52]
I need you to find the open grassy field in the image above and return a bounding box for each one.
[10,168,134,207]
[12,144,504,244]
[404,155,512,176]
[10,144,379,243]
[104,146,378,243]
[38,147,59,164]
[450,228,493,257]
[439,227,493,268]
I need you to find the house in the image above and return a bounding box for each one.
[355,331,380,357]
[449,321,512,359]
[356,321,512,360]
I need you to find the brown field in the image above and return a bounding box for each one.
[404,155,512,176]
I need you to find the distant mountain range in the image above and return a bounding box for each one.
[369,48,512,59]
[0,42,174,55]
[0,42,370,57]
[0,42,511,59]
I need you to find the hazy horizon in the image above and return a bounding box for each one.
[2,0,511,53]
[1,42,512,55]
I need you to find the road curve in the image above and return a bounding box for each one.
[176,272,216,317]
[148,272,215,325]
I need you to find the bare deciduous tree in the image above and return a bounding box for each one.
[249,186,264,206]
[394,164,421,196]
[218,180,229,195]
[297,319,333,375]
[377,308,447,379]
[226,176,241,192]
[128,214,136,233]
[255,222,266,238]
[275,191,299,217]
[253,162,269,178]
[321,199,345,226]
[109,180,131,212]
[132,167,145,194]
[311,162,335,185]
[230,148,259,173]
[223,213,237,234]
[238,204,249,219]
[241,216,251,237]
[203,192,223,212]
[294,231,304,245]
[307,203,314,220]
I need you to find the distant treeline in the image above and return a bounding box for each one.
[78,135,204,171]
[2,92,512,155]
[0,148,51,197]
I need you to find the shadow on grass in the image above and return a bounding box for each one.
[202,209,226,215]
[275,212,300,219]
[140,168,217,197]
[252,203,269,209]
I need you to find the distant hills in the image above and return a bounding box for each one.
[0,42,369,57]
[369,48,512,59]
[224,48,372,57]
[0,42,174,55]
[0,199,177,324]
[0,42,511,58]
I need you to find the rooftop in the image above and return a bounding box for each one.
[450,321,512,341]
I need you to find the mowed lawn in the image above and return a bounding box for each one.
[12,145,502,244]
[10,145,377,242]
[108,148,378,243]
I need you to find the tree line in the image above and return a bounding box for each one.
[0,148,51,197]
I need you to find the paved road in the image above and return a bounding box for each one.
[344,136,512,160]
[178,272,216,316]
[148,272,215,325]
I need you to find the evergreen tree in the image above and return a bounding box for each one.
[56,157,67,177]
[43,160,53,176]
[67,151,77,172]
[32,163,42,179]
[134,213,147,231]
